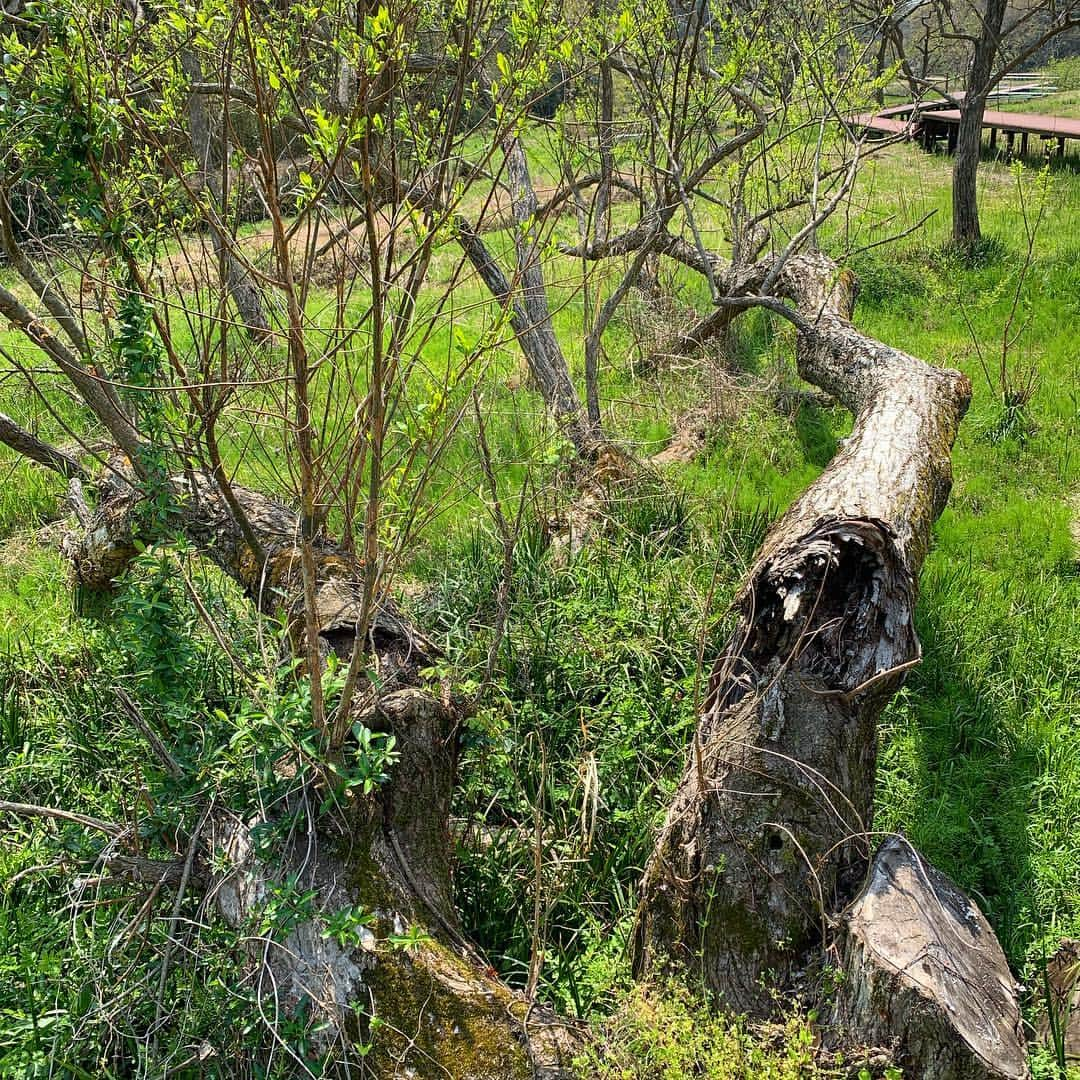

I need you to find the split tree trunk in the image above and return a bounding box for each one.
[633,254,972,1015]
[69,473,578,1078]
[834,836,1029,1080]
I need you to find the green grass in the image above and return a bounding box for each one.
[1008,88,1080,118]
[1,112,1079,1073]
[574,978,876,1078]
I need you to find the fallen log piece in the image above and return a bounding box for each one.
[834,836,1029,1080]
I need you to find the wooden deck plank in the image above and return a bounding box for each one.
[849,114,912,136]
[929,109,1080,139]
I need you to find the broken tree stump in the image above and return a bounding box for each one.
[834,836,1029,1080]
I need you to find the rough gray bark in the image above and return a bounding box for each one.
[181,50,272,341]
[499,135,599,457]
[633,254,972,1016]
[952,0,1005,249]
[834,837,1029,1080]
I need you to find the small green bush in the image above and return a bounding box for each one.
[1047,56,1080,92]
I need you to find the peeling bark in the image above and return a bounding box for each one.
[633,253,972,1016]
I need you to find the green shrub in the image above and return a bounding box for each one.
[1048,56,1080,92]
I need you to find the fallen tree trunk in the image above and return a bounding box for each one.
[64,472,578,1077]
[633,253,973,1014]
[17,239,1015,1073]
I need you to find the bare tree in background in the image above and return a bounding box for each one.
[861,0,1079,247]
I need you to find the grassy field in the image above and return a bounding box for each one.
[1,109,1078,1075]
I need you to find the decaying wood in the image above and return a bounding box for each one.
[633,253,974,1017]
[210,805,579,1078]
[834,837,1029,1080]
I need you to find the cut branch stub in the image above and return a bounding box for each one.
[633,253,972,1016]
[834,836,1030,1080]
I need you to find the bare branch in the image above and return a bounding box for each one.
[1,800,125,837]
[0,411,86,479]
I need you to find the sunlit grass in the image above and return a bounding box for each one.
[0,101,1078,1071]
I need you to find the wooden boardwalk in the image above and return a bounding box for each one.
[849,102,1079,159]
[849,113,915,137]
[921,109,1080,157]
[873,86,1045,119]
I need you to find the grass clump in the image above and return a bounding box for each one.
[574,979,898,1079]
[846,249,928,308]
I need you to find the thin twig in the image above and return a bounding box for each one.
[114,688,184,779]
